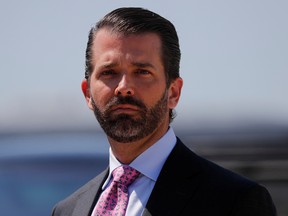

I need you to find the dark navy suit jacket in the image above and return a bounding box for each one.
[52,138,276,216]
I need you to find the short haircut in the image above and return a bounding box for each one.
[85,7,181,86]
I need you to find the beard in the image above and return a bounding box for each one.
[91,91,169,143]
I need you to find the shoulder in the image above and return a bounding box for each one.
[172,137,256,185]
[167,138,276,215]
[51,169,108,216]
[171,138,264,190]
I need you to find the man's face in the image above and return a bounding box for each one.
[83,28,181,143]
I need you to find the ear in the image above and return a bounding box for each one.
[168,77,183,109]
[81,79,94,110]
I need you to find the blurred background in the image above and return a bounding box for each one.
[0,0,287,215]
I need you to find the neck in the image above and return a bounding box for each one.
[108,124,169,164]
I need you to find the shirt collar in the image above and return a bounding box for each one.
[102,127,177,188]
[103,127,177,188]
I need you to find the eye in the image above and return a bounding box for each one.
[135,69,151,75]
[99,70,116,77]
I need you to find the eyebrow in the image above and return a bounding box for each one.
[131,62,156,69]
[98,62,118,70]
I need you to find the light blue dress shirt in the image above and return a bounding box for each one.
[96,127,177,216]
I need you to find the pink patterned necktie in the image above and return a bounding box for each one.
[92,165,140,216]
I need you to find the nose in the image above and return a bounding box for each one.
[114,74,135,96]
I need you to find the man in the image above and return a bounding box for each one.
[52,7,276,216]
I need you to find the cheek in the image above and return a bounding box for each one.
[90,85,113,108]
[144,88,168,109]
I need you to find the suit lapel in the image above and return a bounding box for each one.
[69,139,201,216]
[143,139,202,216]
[72,169,109,216]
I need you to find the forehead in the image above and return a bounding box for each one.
[92,28,162,54]
[91,28,163,64]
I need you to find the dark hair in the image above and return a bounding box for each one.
[85,7,181,122]
[85,7,181,85]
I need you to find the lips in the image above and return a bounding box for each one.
[109,104,141,115]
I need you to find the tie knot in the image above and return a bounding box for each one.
[112,165,140,186]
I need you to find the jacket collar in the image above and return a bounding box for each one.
[143,138,202,216]
[71,168,108,216]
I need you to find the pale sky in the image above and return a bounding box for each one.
[1,0,287,132]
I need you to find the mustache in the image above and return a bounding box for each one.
[106,96,147,112]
